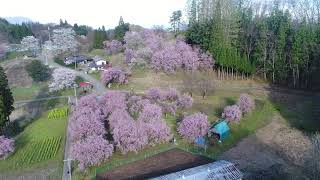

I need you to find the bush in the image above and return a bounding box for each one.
[0,136,14,160]
[25,60,51,82]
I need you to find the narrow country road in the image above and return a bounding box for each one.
[42,56,107,180]
[46,59,106,95]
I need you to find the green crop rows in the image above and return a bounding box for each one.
[48,108,69,119]
[17,136,62,166]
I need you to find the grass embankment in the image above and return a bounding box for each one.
[0,110,68,178]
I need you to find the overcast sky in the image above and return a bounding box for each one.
[0,0,186,28]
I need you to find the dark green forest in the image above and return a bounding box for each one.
[185,0,320,89]
[0,18,33,43]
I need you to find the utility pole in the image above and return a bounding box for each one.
[63,158,73,180]
[73,85,78,106]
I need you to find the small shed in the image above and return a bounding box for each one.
[79,82,93,90]
[210,120,230,141]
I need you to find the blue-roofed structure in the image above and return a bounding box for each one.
[210,120,230,141]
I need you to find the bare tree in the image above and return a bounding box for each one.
[182,71,215,99]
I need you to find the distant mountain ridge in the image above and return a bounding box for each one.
[5,17,33,24]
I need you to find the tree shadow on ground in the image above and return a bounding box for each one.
[267,91,319,133]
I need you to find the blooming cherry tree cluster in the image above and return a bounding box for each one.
[49,68,76,92]
[0,136,14,160]
[109,109,148,154]
[146,87,193,112]
[138,103,162,123]
[123,29,214,73]
[69,95,113,170]
[49,28,79,55]
[70,88,194,170]
[101,68,128,86]
[69,95,105,141]
[222,105,242,122]
[104,40,123,54]
[237,94,255,113]
[101,91,127,115]
[177,113,210,141]
[71,135,113,170]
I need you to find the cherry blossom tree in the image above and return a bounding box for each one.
[138,103,162,123]
[160,102,178,116]
[177,94,193,109]
[237,94,255,113]
[104,40,123,54]
[127,96,151,115]
[71,135,113,170]
[124,48,135,64]
[0,136,14,160]
[124,31,145,50]
[101,68,128,86]
[108,109,148,154]
[178,112,209,141]
[20,36,40,56]
[69,95,106,141]
[146,87,162,101]
[49,68,76,92]
[222,105,242,122]
[135,47,153,62]
[143,120,172,145]
[50,28,78,55]
[164,88,180,101]
[101,91,127,115]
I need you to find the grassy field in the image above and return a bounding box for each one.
[11,84,42,101]
[0,110,68,178]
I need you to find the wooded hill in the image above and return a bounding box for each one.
[185,0,320,90]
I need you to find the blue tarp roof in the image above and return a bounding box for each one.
[211,120,230,141]
[195,137,205,146]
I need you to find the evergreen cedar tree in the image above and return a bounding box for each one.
[185,0,320,89]
[0,18,33,43]
[0,136,14,160]
[0,66,14,128]
[178,112,210,141]
[70,88,193,170]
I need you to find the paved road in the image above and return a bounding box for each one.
[43,56,107,180]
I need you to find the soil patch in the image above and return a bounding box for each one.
[96,148,213,180]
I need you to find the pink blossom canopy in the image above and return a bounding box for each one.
[237,94,255,113]
[177,112,209,141]
[71,135,113,170]
[222,105,242,122]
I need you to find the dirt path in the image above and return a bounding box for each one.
[219,115,312,179]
